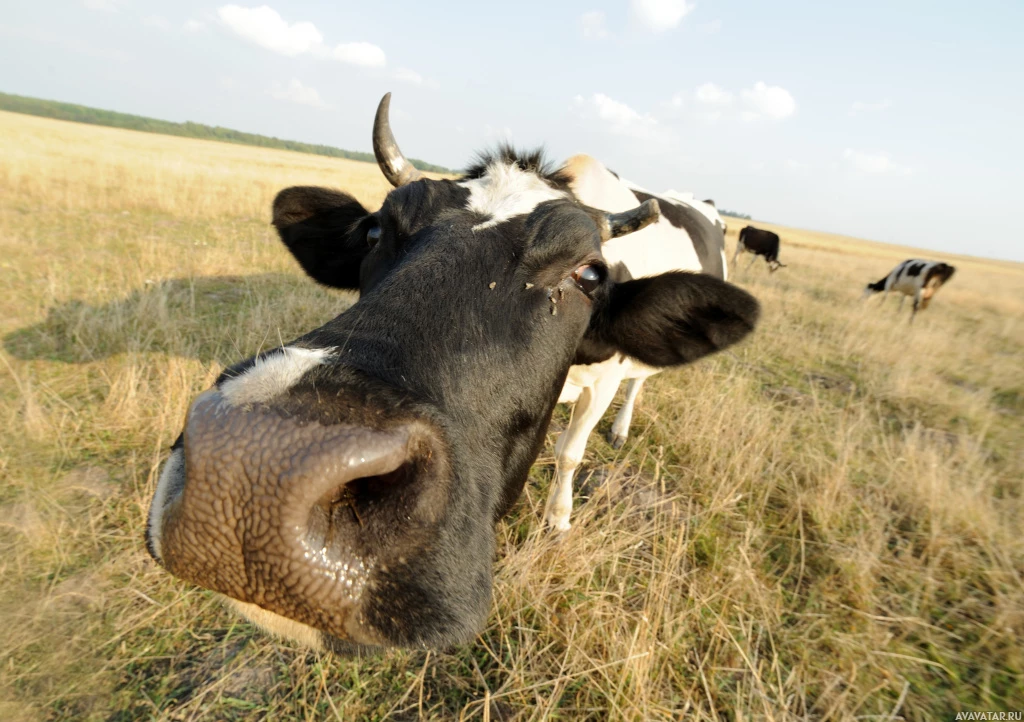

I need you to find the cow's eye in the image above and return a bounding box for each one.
[367,224,382,247]
[571,264,603,295]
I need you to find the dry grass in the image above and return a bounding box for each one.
[1,110,1021,721]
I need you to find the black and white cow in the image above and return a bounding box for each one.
[733,225,785,272]
[145,94,759,652]
[862,259,956,319]
[545,170,732,530]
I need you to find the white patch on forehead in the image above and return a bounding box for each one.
[147,447,183,563]
[219,346,333,407]
[227,598,325,651]
[459,162,567,230]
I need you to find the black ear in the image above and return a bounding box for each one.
[589,271,759,366]
[272,186,371,289]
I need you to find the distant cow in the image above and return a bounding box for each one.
[862,259,956,319]
[734,226,785,272]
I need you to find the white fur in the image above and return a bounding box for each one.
[459,162,567,230]
[227,599,324,651]
[147,447,183,562]
[220,346,333,407]
[878,259,939,295]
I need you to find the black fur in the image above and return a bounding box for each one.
[924,263,956,286]
[584,272,760,367]
[463,144,574,194]
[272,187,370,289]
[738,226,781,263]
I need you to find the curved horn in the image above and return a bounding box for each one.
[600,198,660,241]
[373,93,423,187]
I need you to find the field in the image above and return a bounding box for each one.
[0,110,1022,721]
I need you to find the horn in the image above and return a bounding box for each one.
[373,93,423,187]
[600,199,660,241]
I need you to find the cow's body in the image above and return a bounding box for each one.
[545,159,730,530]
[863,259,955,318]
[660,190,729,238]
[145,95,759,652]
[734,225,785,272]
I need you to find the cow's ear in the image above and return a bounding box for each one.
[590,271,759,366]
[272,186,371,289]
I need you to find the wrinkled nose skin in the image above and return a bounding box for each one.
[149,385,487,651]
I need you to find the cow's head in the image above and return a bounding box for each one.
[146,94,760,652]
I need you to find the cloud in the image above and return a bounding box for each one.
[843,149,911,175]
[394,67,424,85]
[326,42,386,67]
[218,5,322,56]
[216,5,386,67]
[184,19,208,33]
[740,81,796,120]
[269,78,326,107]
[581,10,609,39]
[694,82,733,106]
[850,100,891,115]
[631,0,695,32]
[574,93,662,140]
[393,67,438,88]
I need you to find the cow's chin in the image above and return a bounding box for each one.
[224,598,385,654]
[226,598,328,651]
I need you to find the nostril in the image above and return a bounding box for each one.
[305,461,418,561]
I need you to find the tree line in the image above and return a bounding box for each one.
[0,91,451,174]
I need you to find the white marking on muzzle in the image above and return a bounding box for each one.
[220,346,333,407]
[460,162,566,230]
[147,446,183,563]
[227,598,325,651]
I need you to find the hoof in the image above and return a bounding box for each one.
[543,511,572,533]
[608,432,626,450]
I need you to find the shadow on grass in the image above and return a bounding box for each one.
[4,273,346,367]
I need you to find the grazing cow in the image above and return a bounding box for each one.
[734,225,785,272]
[862,259,956,319]
[145,94,759,652]
[545,176,733,530]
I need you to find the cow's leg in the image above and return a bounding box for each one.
[747,254,758,271]
[897,294,905,312]
[608,377,645,450]
[546,375,621,532]
[911,291,921,321]
[731,244,743,268]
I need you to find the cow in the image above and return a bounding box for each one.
[145,94,760,653]
[733,225,785,272]
[545,178,733,530]
[862,259,956,319]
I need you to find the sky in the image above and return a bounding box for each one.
[2,1,1023,261]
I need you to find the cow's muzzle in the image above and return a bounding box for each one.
[146,389,447,645]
